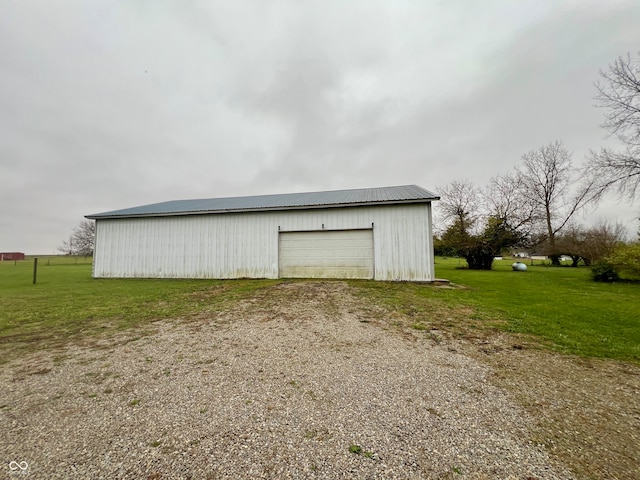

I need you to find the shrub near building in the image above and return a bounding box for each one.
[592,242,640,282]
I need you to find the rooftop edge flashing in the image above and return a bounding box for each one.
[85,185,440,220]
[85,197,440,220]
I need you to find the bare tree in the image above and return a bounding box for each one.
[436,180,481,236]
[436,180,525,269]
[58,220,95,256]
[588,53,640,200]
[517,141,599,263]
[483,172,538,234]
[596,52,640,146]
[555,221,626,266]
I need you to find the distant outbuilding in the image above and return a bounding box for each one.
[0,252,25,261]
[86,185,440,281]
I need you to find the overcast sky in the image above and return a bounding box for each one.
[1,1,639,254]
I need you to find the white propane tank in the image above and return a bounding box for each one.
[512,262,527,271]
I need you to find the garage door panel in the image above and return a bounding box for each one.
[279,230,374,279]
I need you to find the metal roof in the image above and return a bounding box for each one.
[86,185,439,219]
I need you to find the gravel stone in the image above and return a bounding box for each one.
[1,281,576,479]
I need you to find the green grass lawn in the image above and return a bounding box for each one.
[353,257,639,362]
[0,257,277,359]
[439,257,639,360]
[1,256,638,363]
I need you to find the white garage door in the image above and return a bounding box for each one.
[279,229,374,279]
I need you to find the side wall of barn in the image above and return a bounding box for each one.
[92,203,435,281]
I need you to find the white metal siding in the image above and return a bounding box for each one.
[92,204,435,281]
[279,230,374,279]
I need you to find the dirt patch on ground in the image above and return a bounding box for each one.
[347,280,640,479]
[473,343,640,480]
[1,281,638,479]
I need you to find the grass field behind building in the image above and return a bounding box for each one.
[1,255,638,362]
[356,257,639,362]
[440,257,639,360]
[0,256,277,360]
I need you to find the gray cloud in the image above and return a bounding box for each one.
[1,1,639,253]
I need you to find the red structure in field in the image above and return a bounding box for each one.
[0,252,25,261]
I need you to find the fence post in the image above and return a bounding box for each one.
[33,258,38,285]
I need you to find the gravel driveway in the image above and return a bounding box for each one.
[1,282,574,479]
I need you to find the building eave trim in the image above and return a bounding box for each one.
[85,198,439,220]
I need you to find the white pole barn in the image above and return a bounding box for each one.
[86,185,440,281]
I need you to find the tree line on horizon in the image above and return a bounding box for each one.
[435,52,640,277]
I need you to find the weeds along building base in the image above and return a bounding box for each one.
[86,185,439,281]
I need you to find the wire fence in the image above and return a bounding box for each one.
[0,256,93,267]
